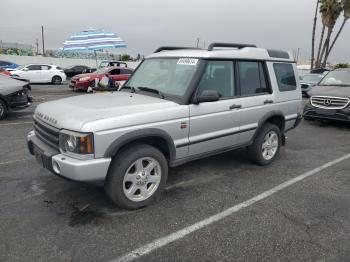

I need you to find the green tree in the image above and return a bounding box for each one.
[120,54,131,61]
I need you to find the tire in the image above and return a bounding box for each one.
[0,99,7,120]
[247,123,281,166]
[105,144,168,209]
[51,75,62,85]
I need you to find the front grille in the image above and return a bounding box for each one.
[34,119,60,149]
[311,96,350,109]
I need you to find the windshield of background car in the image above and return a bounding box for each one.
[301,74,322,83]
[125,58,200,96]
[94,68,109,74]
[319,70,350,86]
[16,65,26,70]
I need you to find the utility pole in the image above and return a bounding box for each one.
[196,37,200,48]
[35,39,39,55]
[41,25,45,56]
[296,48,301,63]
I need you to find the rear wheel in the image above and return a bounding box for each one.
[51,75,62,85]
[105,144,168,209]
[0,100,7,120]
[247,123,281,165]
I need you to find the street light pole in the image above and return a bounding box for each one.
[41,25,45,56]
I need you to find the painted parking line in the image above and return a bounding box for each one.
[0,121,32,127]
[113,153,350,262]
[0,158,32,166]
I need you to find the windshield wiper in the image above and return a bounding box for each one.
[121,85,136,93]
[137,86,165,99]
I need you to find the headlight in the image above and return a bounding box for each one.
[79,77,90,81]
[59,130,94,159]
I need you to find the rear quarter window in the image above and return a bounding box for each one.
[273,63,297,92]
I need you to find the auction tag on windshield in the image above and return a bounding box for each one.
[177,58,198,66]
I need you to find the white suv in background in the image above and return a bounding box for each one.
[11,64,67,84]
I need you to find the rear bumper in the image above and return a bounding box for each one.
[27,131,111,182]
[303,103,350,122]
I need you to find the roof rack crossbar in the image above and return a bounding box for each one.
[154,46,200,53]
[208,42,257,51]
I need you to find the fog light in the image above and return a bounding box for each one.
[52,160,61,174]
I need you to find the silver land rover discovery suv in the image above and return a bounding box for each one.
[27,43,302,209]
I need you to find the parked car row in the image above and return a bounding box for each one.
[0,59,132,86]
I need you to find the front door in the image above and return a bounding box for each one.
[189,60,241,156]
[24,65,42,83]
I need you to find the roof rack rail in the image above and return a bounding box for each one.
[154,46,200,53]
[208,42,257,51]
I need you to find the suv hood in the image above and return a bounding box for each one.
[309,85,350,98]
[34,92,179,131]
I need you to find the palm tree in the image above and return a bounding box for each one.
[317,0,342,67]
[322,0,350,66]
[316,0,329,68]
[311,0,320,70]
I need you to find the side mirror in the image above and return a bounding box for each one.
[195,90,220,104]
[22,68,28,71]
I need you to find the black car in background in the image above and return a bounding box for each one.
[0,74,32,120]
[64,65,95,78]
[303,68,350,122]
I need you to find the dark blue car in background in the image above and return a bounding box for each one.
[0,60,19,71]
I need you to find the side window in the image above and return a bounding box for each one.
[41,65,51,70]
[238,61,270,95]
[121,69,132,74]
[109,69,120,75]
[273,63,297,91]
[27,65,41,70]
[197,61,235,98]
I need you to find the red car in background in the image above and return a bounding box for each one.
[70,66,133,91]
[0,68,11,76]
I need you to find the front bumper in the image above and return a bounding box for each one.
[303,102,350,122]
[69,80,90,90]
[27,131,111,182]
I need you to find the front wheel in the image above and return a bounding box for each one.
[0,100,8,120]
[105,144,168,209]
[247,123,281,165]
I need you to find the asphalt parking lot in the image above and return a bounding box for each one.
[0,84,350,262]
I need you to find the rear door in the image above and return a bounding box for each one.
[40,65,52,82]
[236,61,275,144]
[188,60,241,156]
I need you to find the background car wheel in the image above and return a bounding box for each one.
[51,76,62,85]
[247,123,281,166]
[0,99,7,120]
[105,144,168,209]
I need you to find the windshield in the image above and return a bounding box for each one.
[301,74,322,83]
[94,68,109,74]
[125,58,200,97]
[319,70,350,86]
[16,65,26,70]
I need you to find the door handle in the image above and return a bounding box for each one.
[264,100,274,104]
[229,104,242,109]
